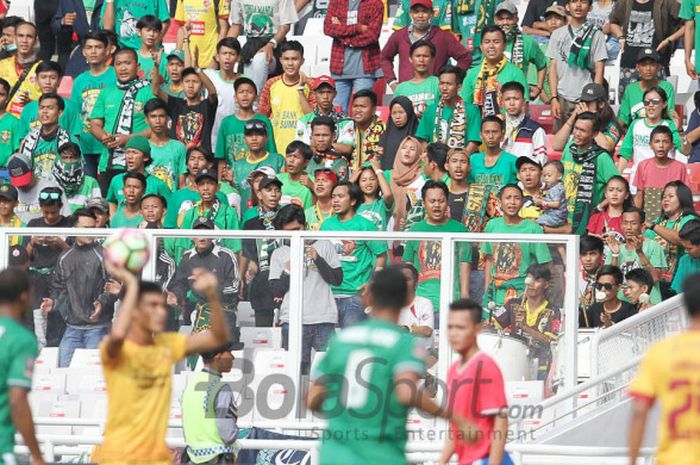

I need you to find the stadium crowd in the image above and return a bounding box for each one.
[0,0,699,375]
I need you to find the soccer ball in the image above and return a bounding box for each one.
[103,228,151,273]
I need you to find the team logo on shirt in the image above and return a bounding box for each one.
[418,241,442,281]
[0,130,9,143]
[492,242,523,285]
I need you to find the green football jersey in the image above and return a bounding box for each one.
[0,316,39,458]
[313,319,426,465]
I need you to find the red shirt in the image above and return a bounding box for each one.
[587,210,623,238]
[446,352,507,464]
[633,158,690,190]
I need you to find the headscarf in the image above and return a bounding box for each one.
[390,136,424,228]
[378,96,419,170]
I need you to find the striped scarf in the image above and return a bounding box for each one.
[109,79,150,170]
[473,56,506,116]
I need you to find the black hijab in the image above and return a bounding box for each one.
[378,96,419,170]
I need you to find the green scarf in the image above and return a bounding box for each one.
[570,143,606,235]
[567,23,596,71]
[502,24,525,69]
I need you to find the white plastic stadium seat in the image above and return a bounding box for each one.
[32,372,66,395]
[236,301,255,327]
[250,350,294,422]
[37,395,81,435]
[35,347,58,371]
[240,327,281,350]
[66,371,106,395]
[505,380,544,406]
[69,348,102,368]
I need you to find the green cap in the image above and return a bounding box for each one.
[125,135,152,158]
[167,49,185,63]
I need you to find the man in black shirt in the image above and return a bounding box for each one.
[26,186,72,346]
[580,264,637,328]
[521,0,567,38]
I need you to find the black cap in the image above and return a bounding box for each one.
[201,340,244,360]
[636,48,661,64]
[195,168,218,184]
[516,156,542,170]
[193,216,215,230]
[0,184,18,201]
[234,76,257,93]
[580,83,606,102]
[244,119,268,135]
[259,175,283,190]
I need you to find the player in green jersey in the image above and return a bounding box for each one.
[307,267,477,465]
[0,268,44,465]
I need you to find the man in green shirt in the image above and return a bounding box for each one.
[0,77,20,171]
[394,40,441,118]
[681,0,700,80]
[320,181,388,328]
[416,65,482,153]
[306,116,351,182]
[106,135,171,217]
[90,47,155,194]
[307,267,474,465]
[52,142,101,213]
[393,0,453,30]
[481,184,552,309]
[19,93,76,182]
[145,98,187,191]
[19,61,81,141]
[494,1,547,101]
[468,116,518,189]
[403,180,472,317]
[215,77,276,172]
[101,0,171,50]
[70,31,117,178]
[110,171,146,228]
[461,25,530,117]
[0,268,45,465]
[279,140,314,209]
[617,49,676,130]
[561,112,620,235]
[672,220,700,293]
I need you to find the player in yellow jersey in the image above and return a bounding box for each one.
[91,263,230,465]
[628,272,700,465]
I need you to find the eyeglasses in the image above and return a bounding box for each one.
[594,282,615,291]
[644,98,662,106]
[39,192,61,200]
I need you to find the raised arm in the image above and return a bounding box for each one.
[102,263,140,360]
[185,268,231,355]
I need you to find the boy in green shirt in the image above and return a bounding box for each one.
[468,116,518,189]
[19,93,76,182]
[215,76,276,172]
[19,61,81,140]
[672,220,700,293]
[0,77,20,171]
[70,31,117,178]
[306,116,351,182]
[52,142,101,213]
[144,98,187,191]
[403,180,472,316]
[111,171,146,228]
[416,65,482,153]
[279,140,314,209]
[394,40,440,118]
[135,15,163,79]
[481,184,552,309]
[106,135,171,216]
[233,119,285,216]
[0,268,45,465]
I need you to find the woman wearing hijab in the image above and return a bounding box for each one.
[378,96,419,170]
[390,136,426,236]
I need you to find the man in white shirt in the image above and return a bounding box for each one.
[396,263,435,350]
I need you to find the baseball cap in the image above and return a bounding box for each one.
[410,0,432,9]
[234,76,257,93]
[166,49,185,63]
[636,48,661,64]
[313,75,336,91]
[495,1,518,15]
[200,340,244,359]
[125,135,152,158]
[250,166,277,179]
[86,197,109,213]
[193,216,216,230]
[244,119,268,135]
[0,184,18,202]
[516,156,542,171]
[259,174,283,190]
[544,4,566,17]
[7,153,33,188]
[195,168,218,184]
[580,83,607,102]
[314,168,338,184]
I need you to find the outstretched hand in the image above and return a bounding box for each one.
[190,268,219,297]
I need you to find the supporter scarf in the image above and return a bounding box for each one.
[502,24,525,69]
[568,23,596,71]
[460,183,494,232]
[354,117,385,170]
[651,213,690,280]
[110,78,150,170]
[455,0,477,14]
[197,197,221,222]
[256,206,280,272]
[433,97,467,148]
[570,143,605,235]
[21,125,71,161]
[503,113,526,150]
[473,56,506,116]
[314,105,346,124]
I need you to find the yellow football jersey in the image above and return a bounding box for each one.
[629,331,700,465]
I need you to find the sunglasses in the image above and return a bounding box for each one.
[39,192,61,200]
[644,98,662,106]
[315,168,334,175]
[594,282,615,291]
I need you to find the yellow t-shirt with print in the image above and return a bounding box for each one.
[629,331,700,465]
[0,57,41,117]
[175,0,230,67]
[92,333,187,465]
[259,76,314,155]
